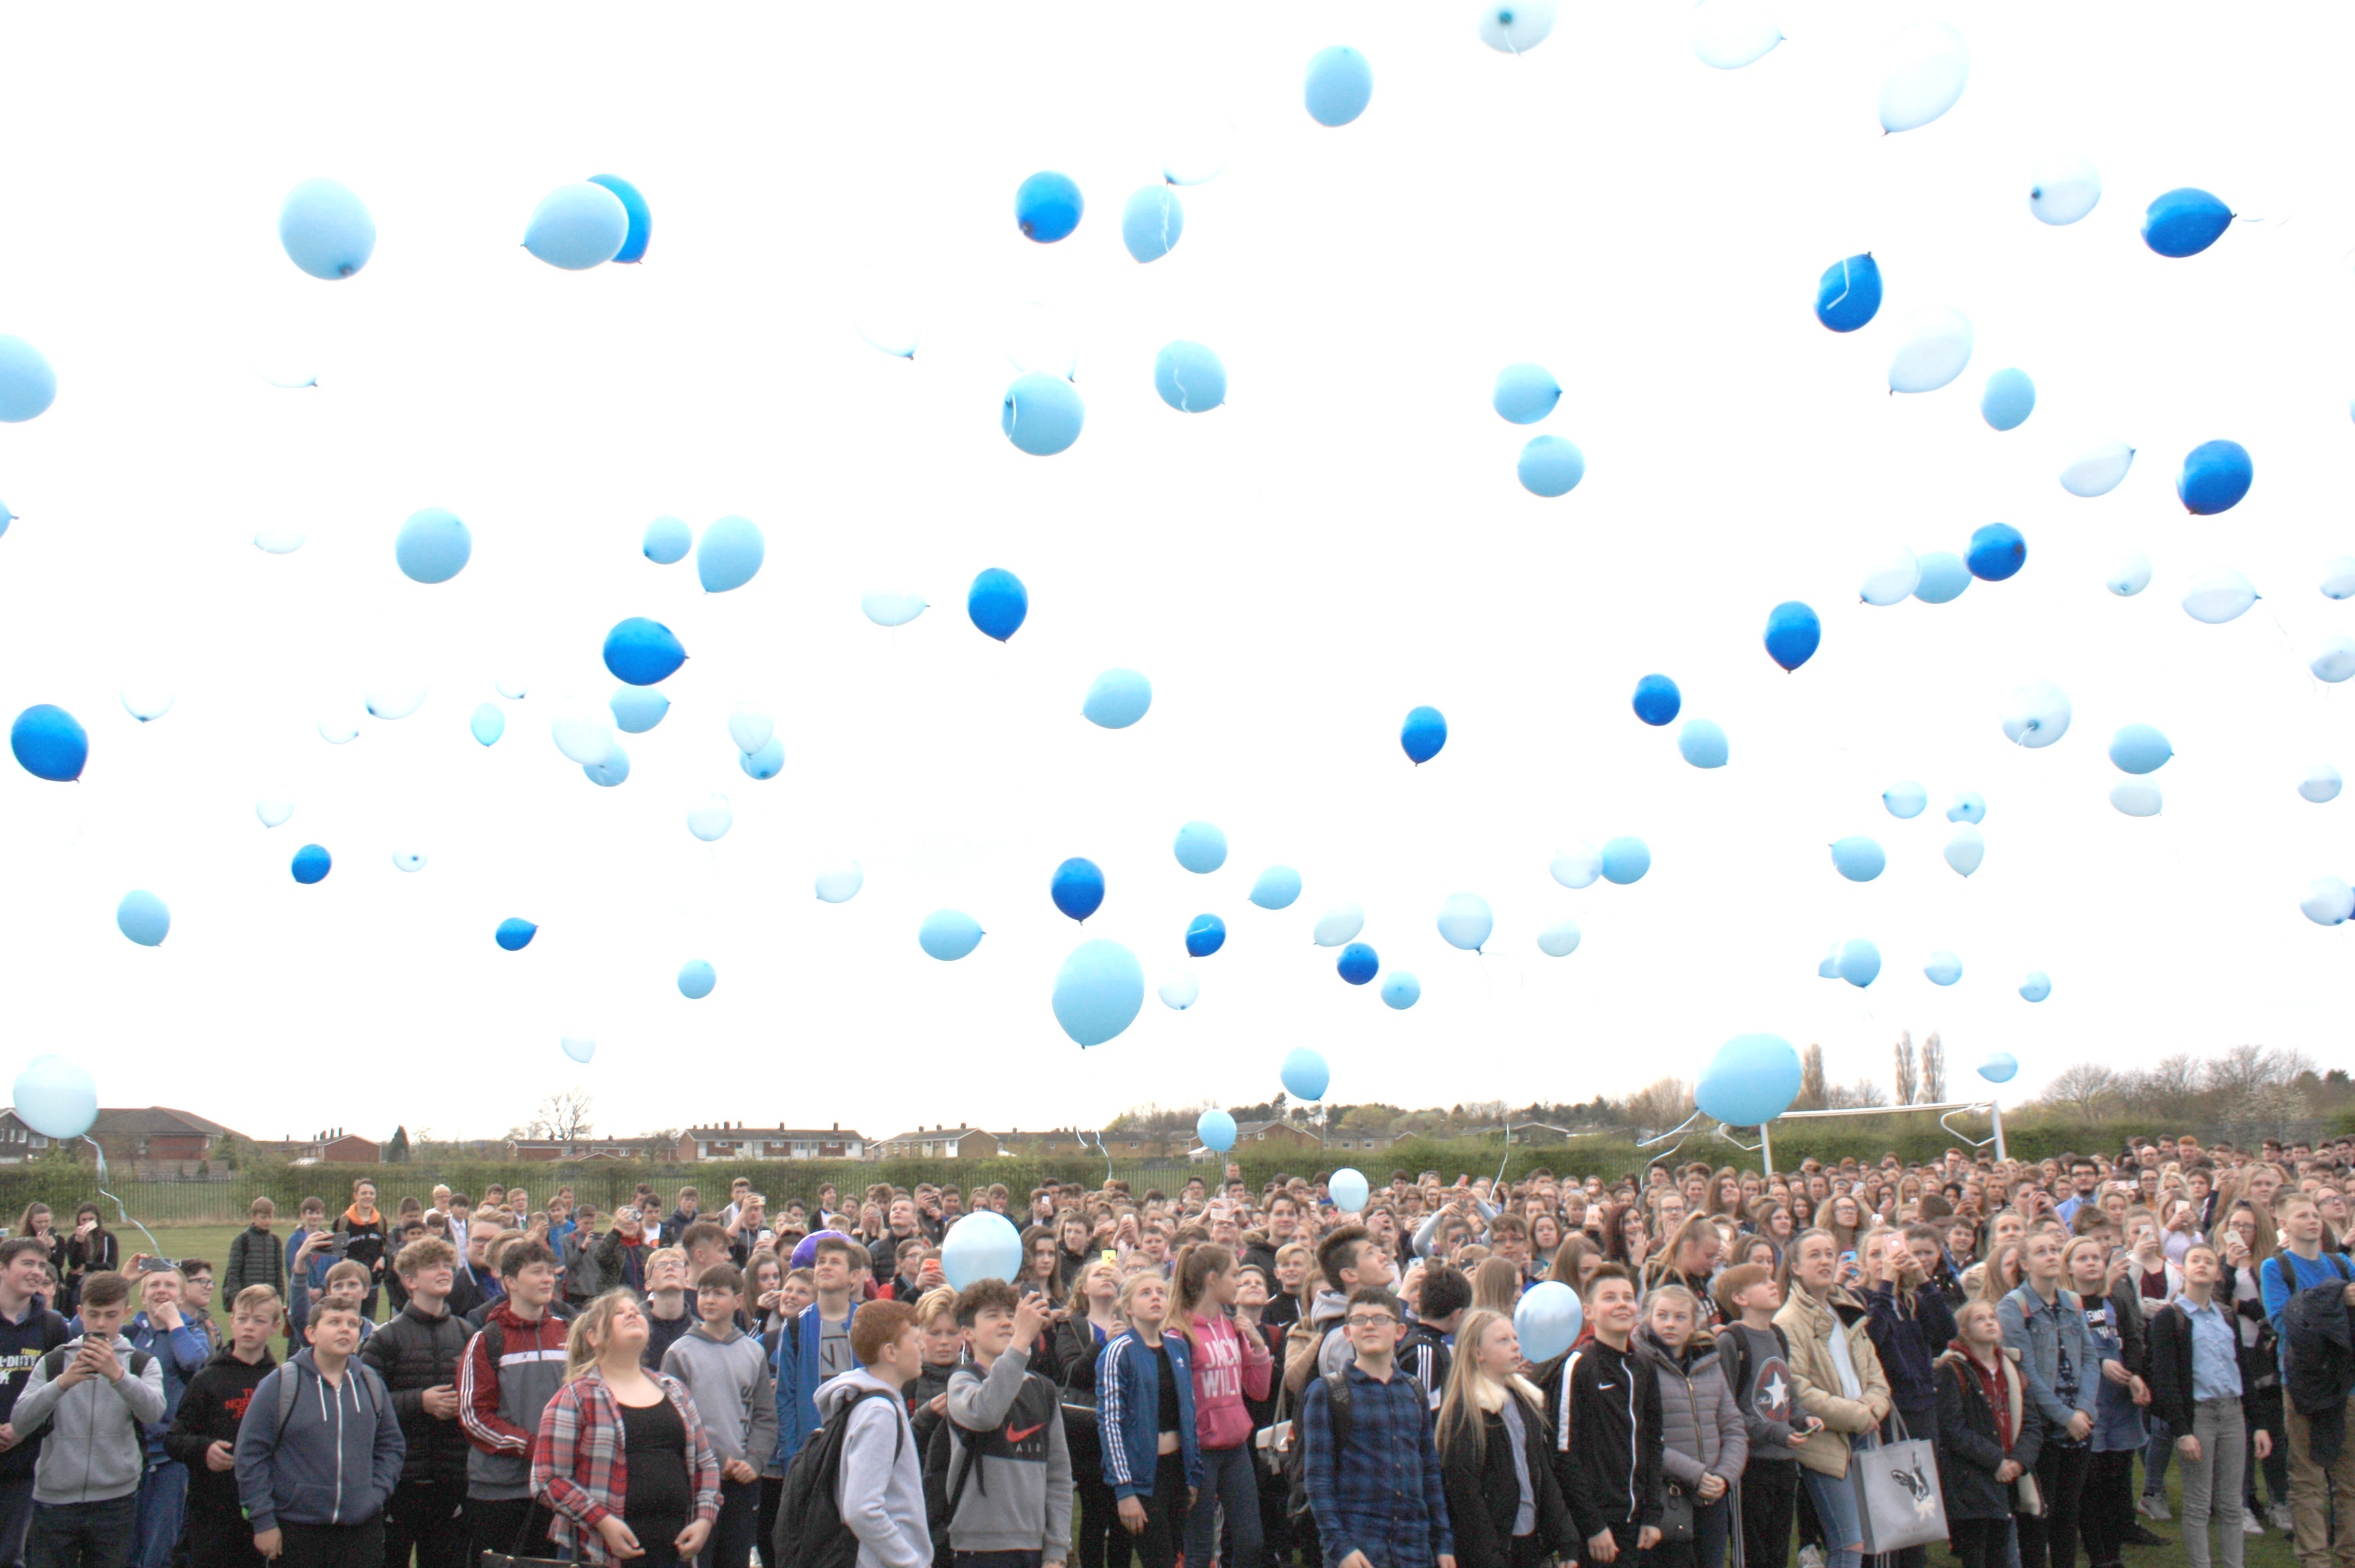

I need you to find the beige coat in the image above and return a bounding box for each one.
[1773,1284,1893,1478]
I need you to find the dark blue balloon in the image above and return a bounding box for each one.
[1762,602,1822,673]
[2142,188,2231,259]
[1050,857,1105,923]
[1014,172,1083,243]
[1631,674,1681,727]
[1185,914,1227,957]
[602,617,687,686]
[1814,253,1881,333]
[1967,523,2027,582]
[586,174,652,263]
[494,917,538,952]
[968,567,1029,642]
[1400,705,1447,764]
[1337,942,1380,985]
[2177,439,2253,516]
[10,704,88,782]
[291,843,332,885]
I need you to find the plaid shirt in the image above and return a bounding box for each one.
[532,1368,721,1566]
[1301,1362,1454,1568]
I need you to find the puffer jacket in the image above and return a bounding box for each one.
[1634,1328,1748,1490]
[358,1300,475,1484]
[1996,1283,2095,1438]
[1775,1284,1891,1479]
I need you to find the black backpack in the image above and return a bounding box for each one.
[772,1387,904,1568]
[1280,1359,1422,1526]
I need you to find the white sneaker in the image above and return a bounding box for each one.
[1800,1546,1826,1568]
[2138,1495,2171,1522]
[2241,1513,2263,1536]
[2268,1503,2294,1533]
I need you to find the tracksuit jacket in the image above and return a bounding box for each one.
[1538,1336,1664,1540]
[1096,1329,1200,1501]
[457,1302,570,1500]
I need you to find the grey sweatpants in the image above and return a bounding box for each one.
[2180,1396,2248,1568]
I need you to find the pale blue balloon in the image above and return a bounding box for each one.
[1153,342,1226,413]
[918,909,985,962]
[2109,724,2173,775]
[523,182,629,269]
[1250,866,1303,910]
[1001,372,1087,455]
[697,516,765,593]
[0,337,56,424]
[584,746,630,787]
[1083,669,1152,729]
[643,516,691,564]
[1281,1047,1331,1101]
[1600,836,1650,885]
[470,704,505,747]
[1978,1051,2019,1084]
[1197,1109,1237,1152]
[11,1055,97,1140]
[1830,836,1886,882]
[1121,186,1185,263]
[676,959,716,1000]
[1053,939,1145,1047]
[1913,551,1971,604]
[1981,368,2035,432]
[1304,46,1373,127]
[1329,1168,1370,1212]
[1518,435,1586,498]
[2019,971,2051,1003]
[610,686,670,734]
[1817,948,1840,979]
[941,1212,1023,1288]
[1838,938,1881,988]
[1515,1281,1583,1364]
[1884,782,1926,819]
[1174,821,1227,874]
[1492,363,1561,425]
[1435,893,1493,953]
[1947,792,1985,824]
[1678,719,1728,769]
[115,890,169,947]
[1380,972,1421,1010]
[1695,1033,1801,1125]
[278,178,376,281]
[739,736,784,780]
[1925,951,1962,986]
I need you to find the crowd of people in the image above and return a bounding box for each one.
[0,1132,2347,1568]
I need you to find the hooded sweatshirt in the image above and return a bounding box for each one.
[1282,1288,1351,1397]
[11,1332,168,1503]
[940,1345,1073,1556]
[819,1368,930,1568]
[1181,1314,1271,1451]
[234,1348,403,1531]
[165,1345,277,1520]
[0,1303,72,1483]
[661,1321,778,1466]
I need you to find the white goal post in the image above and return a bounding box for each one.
[1753,1099,2006,1176]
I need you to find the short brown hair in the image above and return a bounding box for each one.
[811,1234,863,1270]
[1581,1261,1635,1300]
[249,1197,277,1219]
[79,1271,130,1310]
[679,1222,730,1256]
[500,1239,558,1279]
[233,1285,284,1319]
[325,1259,371,1290]
[396,1237,458,1278]
[1712,1261,1771,1322]
[954,1278,1019,1327]
[696,1262,744,1295]
[850,1300,919,1364]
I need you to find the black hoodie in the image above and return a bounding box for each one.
[165,1343,278,1518]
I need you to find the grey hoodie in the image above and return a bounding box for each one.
[234,1348,406,1532]
[661,1323,777,1467]
[818,1368,928,1568]
[10,1333,167,1504]
[940,1346,1073,1555]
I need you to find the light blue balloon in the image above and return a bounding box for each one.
[2109,723,2173,775]
[1197,1109,1237,1152]
[1250,866,1303,910]
[997,372,1083,455]
[941,1212,1023,1288]
[1925,951,1962,986]
[1913,551,1971,604]
[1380,972,1421,1010]
[586,173,652,263]
[291,843,333,885]
[1121,186,1185,263]
[1014,172,1084,243]
[1600,836,1650,885]
[1678,719,1728,769]
[739,736,783,780]
[11,1055,97,1141]
[470,703,505,747]
[1947,792,1985,824]
[1884,782,1926,819]
[603,618,686,686]
[1837,937,1881,988]
[1695,1033,1801,1125]
[278,178,376,281]
[1817,949,1841,979]
[1082,669,1152,729]
[1981,368,2035,432]
[523,182,629,270]
[1978,1051,2019,1084]
[1515,1281,1583,1364]
[610,686,670,734]
[115,890,169,947]
[1304,46,1373,127]
[1329,1168,1370,1212]
[0,337,56,424]
[1401,705,1447,765]
[1518,435,1586,498]
[918,909,985,962]
[1492,363,1561,425]
[1174,821,1228,874]
[676,959,716,1000]
[1830,836,1887,882]
[2019,971,2051,1003]
[642,516,691,564]
[584,746,630,787]
[697,516,765,593]
[1435,894,1492,953]
[1053,939,1145,1047]
[1152,342,1226,415]
[494,917,538,952]
[1280,1047,1331,1102]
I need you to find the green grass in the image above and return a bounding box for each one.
[146,1224,394,1329]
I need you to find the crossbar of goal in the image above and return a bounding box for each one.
[1756,1099,2004,1176]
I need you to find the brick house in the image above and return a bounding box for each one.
[673,1123,865,1162]
[871,1126,1003,1160]
[82,1108,246,1178]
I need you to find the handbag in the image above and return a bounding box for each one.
[1054,1320,1101,1466]
[1658,1481,1697,1544]
[1846,1412,1949,1555]
[477,1508,575,1568]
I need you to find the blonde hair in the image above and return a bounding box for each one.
[566,1290,634,1380]
[914,1285,959,1327]
[1470,1257,1521,1317]
[1434,1308,1540,1467]
[1643,1281,1704,1334]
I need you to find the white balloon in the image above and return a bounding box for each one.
[1944,824,1986,877]
[365,683,426,721]
[2026,155,2101,226]
[255,798,294,828]
[1535,917,1582,957]
[120,686,175,723]
[1161,114,1234,185]
[1550,843,1602,888]
[728,703,776,755]
[2106,553,2152,598]
[1477,0,1558,53]
[686,795,734,843]
[318,715,359,745]
[551,700,618,766]
[1158,967,1200,1011]
[391,849,429,872]
[2312,636,2355,683]
[1691,0,1782,69]
[2321,556,2355,600]
[860,592,927,628]
[1876,21,1970,133]
[2059,439,2135,498]
[1435,893,1495,953]
[2299,765,2343,805]
[252,527,307,554]
[1860,546,1922,606]
[814,860,865,903]
[853,310,921,361]
[1886,307,1973,394]
[1312,902,1365,947]
[495,673,529,700]
[2109,779,2163,818]
[2000,680,2071,749]
[2181,567,2258,625]
[1005,301,1080,381]
[2299,876,2353,927]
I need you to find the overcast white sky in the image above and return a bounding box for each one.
[2,4,2350,1149]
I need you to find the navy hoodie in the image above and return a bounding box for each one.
[0,1304,72,1481]
[233,1348,405,1531]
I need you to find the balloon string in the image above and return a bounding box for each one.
[85,1139,162,1258]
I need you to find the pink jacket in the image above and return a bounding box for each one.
[1184,1313,1272,1451]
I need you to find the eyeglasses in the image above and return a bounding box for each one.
[1345,1314,1399,1329]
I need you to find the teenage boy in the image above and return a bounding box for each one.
[179,1263,220,1354]
[1547,1263,1663,1566]
[14,1272,167,1568]
[2151,1242,2265,1568]
[165,1287,279,1568]
[446,1229,500,1325]
[869,1202,924,1284]
[1300,1287,1454,1568]
[1711,1263,1817,1568]
[773,1235,865,1467]
[234,1301,402,1568]
[593,1209,650,1300]
[680,1226,738,1284]
[359,1239,472,1568]
[126,1265,210,1568]
[642,1250,697,1370]
[224,1203,284,1310]
[663,1190,702,1248]
[291,1264,376,1351]
[1287,1227,1398,1395]
[2259,1193,2355,1567]
[814,1301,928,1568]
[1400,1265,1470,1413]
[560,1208,605,1313]
[936,1282,1069,1568]
[0,1239,72,1568]
[661,1265,776,1568]
[380,1226,428,1319]
[458,1241,568,1563]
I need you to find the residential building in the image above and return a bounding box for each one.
[75,1108,246,1178]
[870,1126,1003,1160]
[673,1123,865,1162]
[1232,1120,1324,1151]
[506,1138,642,1163]
[0,1110,59,1165]
[253,1128,381,1164]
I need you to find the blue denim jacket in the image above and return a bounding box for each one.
[1997,1284,2095,1434]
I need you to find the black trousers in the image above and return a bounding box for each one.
[2017,1443,2091,1568]
[1130,1454,1190,1568]
[1075,1473,1133,1568]
[182,1494,262,1568]
[380,1480,464,1568]
[1952,1518,2008,1568]
[2079,1449,2132,1566]
[1738,1464,1800,1568]
[698,1478,757,1568]
[280,1518,384,1568]
[465,1500,554,1565]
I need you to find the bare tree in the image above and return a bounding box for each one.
[2201,1044,2313,1103]
[1920,1032,1945,1103]
[2119,1053,2203,1121]
[1894,1031,1918,1107]
[2044,1062,2120,1120]
[1826,1076,1890,1110]
[1798,1043,1828,1111]
[1621,1076,1693,1137]
[530,1086,595,1142]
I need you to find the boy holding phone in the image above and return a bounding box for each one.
[14,1273,166,1568]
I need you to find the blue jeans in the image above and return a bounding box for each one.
[27,1495,139,1568]
[1803,1468,1864,1568]
[131,1463,185,1568]
[1183,1444,1261,1568]
[2143,1417,2173,1497]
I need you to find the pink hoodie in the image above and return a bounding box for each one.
[1185,1313,1273,1451]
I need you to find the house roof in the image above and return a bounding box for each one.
[685,1127,865,1140]
[1235,1120,1317,1137]
[90,1107,242,1139]
[878,1126,992,1144]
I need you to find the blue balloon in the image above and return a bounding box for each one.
[1380,972,1421,1010]
[584,746,630,787]
[470,704,505,747]
[1978,1051,2019,1084]
[1304,46,1373,127]
[0,337,55,424]
[1492,363,1561,425]
[1814,253,1882,333]
[1913,551,1971,604]
[677,959,716,1000]
[739,737,783,780]
[1003,373,1087,454]
[1152,343,1226,414]
[609,686,670,734]
[2019,971,2051,1003]
[1679,719,1729,769]
[1883,782,1926,819]
[1197,1110,1237,1152]
[1336,942,1380,985]
[2177,439,2252,516]
[1817,949,1842,979]
[1837,938,1880,988]
[1053,939,1145,1047]
[1185,914,1227,957]
[968,568,1030,642]
[494,917,538,952]
[10,705,87,782]
[1014,172,1084,243]
[291,843,332,885]
[1517,435,1586,497]
[1174,821,1228,874]
[1925,951,1962,985]
[696,516,765,593]
[642,516,691,564]
[1966,523,2026,582]
[2109,723,2173,775]
[1515,1280,1583,1364]
[1282,1048,1332,1101]
[1401,705,1447,764]
[1330,1168,1370,1212]
[1601,836,1651,885]
[278,178,376,281]
[1250,866,1303,910]
[1050,858,1106,923]
[1121,186,1184,263]
[1632,674,1682,727]
[523,182,629,269]
[602,618,687,686]
[1082,669,1152,729]
[918,908,985,962]
[1830,836,1886,882]
[586,174,652,263]
[1763,602,1822,673]
[115,891,169,947]
[1981,368,2035,431]
[1695,1033,1802,1125]
[2142,187,2231,259]
[942,1212,1024,1288]
[11,1056,97,1141]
